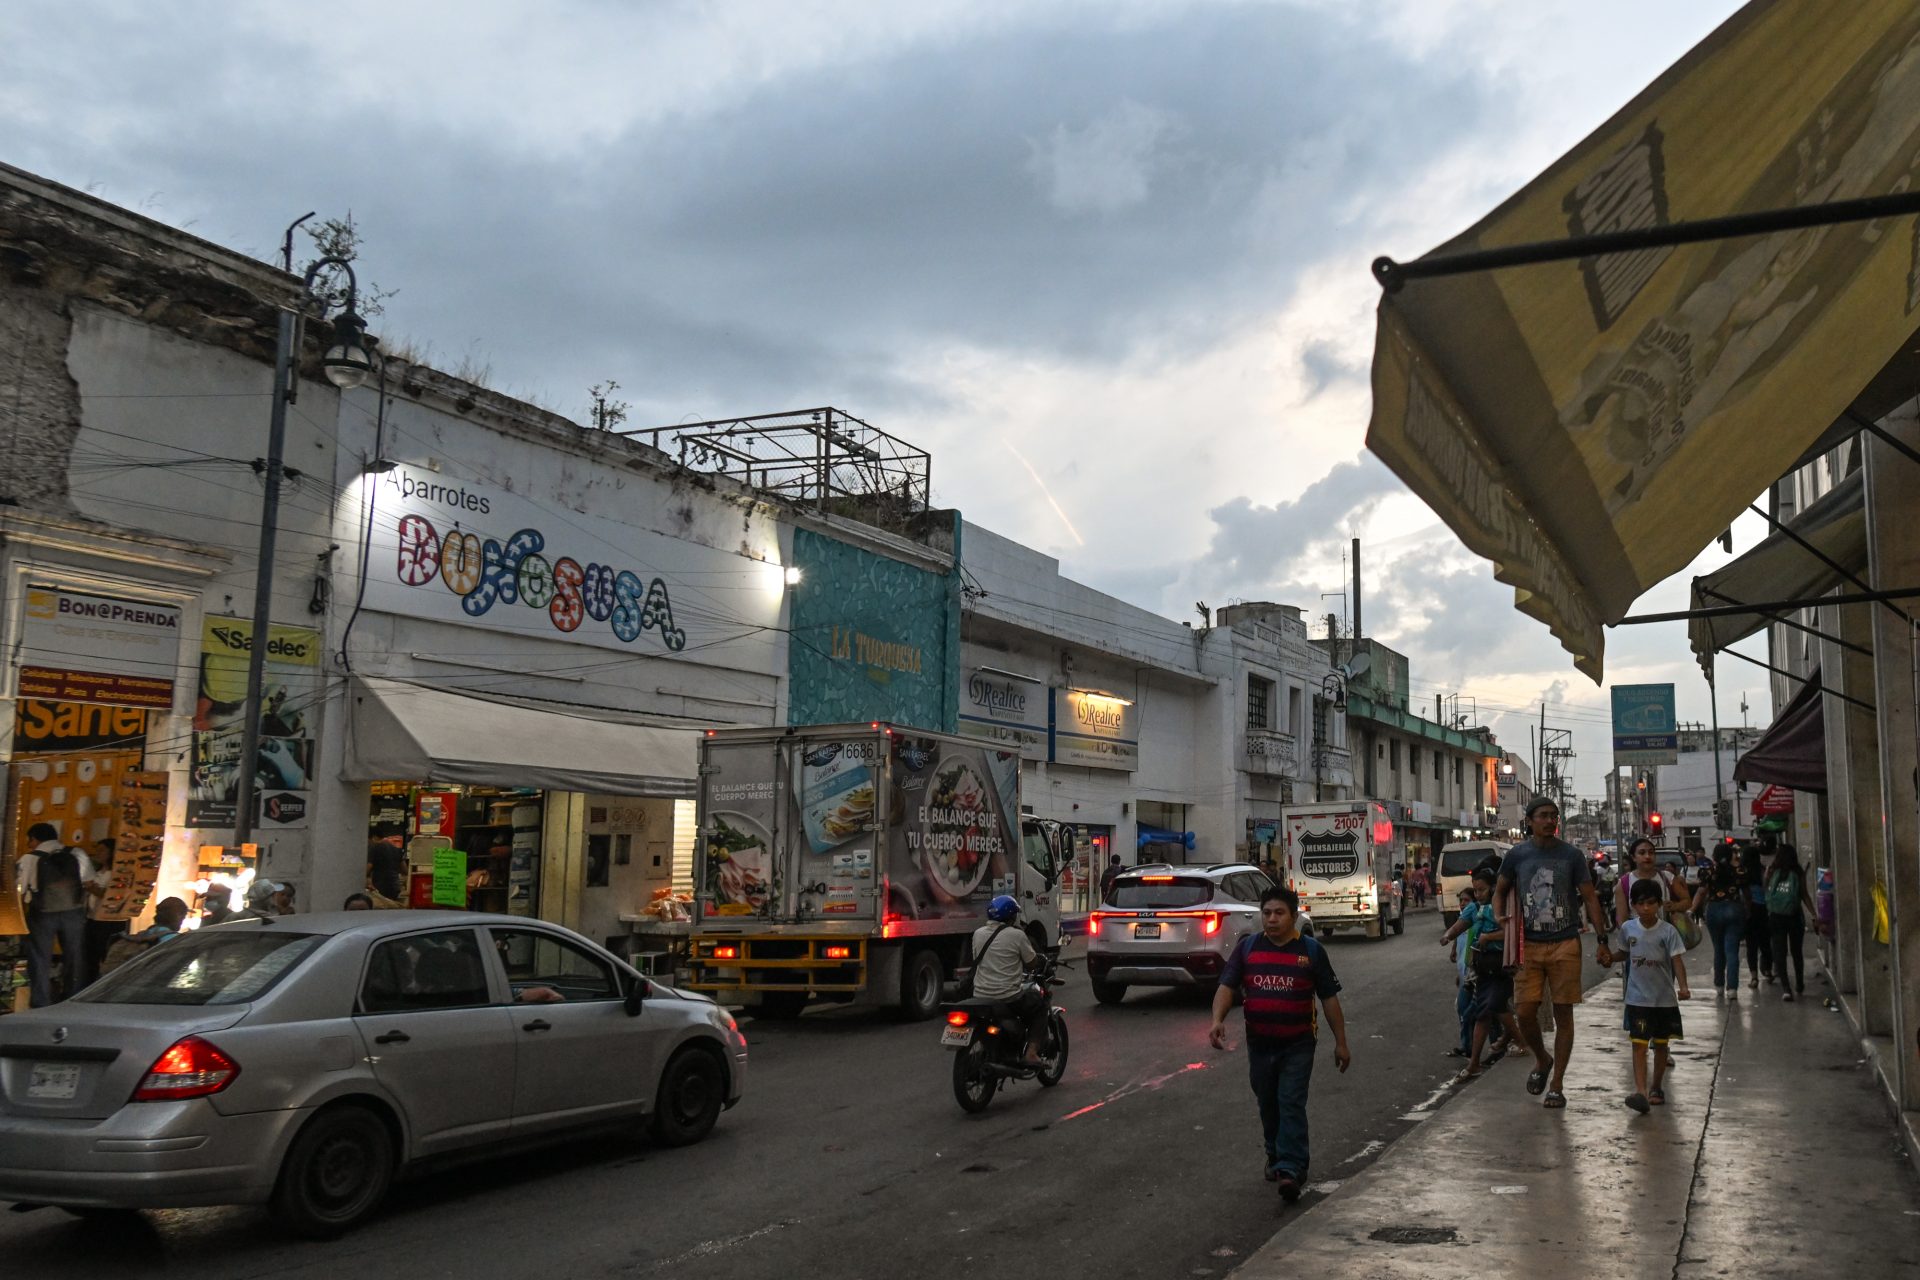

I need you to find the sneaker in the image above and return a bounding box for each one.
[1729,991,1738,1003]
[1783,991,1795,1002]
[1276,1174,1302,1203]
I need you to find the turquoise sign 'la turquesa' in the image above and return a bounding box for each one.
[786,525,959,731]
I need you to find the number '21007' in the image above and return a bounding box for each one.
[1332,814,1363,830]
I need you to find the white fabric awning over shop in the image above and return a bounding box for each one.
[344,676,698,798]
[1687,468,1865,672]
[1365,1,1920,681]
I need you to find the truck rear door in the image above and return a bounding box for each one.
[786,733,886,925]
[695,736,785,928]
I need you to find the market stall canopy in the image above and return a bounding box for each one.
[1687,468,1865,672]
[1365,0,1920,681]
[344,675,697,798]
[1732,670,1826,794]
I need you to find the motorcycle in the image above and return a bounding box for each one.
[940,950,1070,1113]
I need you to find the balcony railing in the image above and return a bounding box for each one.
[1245,729,1297,775]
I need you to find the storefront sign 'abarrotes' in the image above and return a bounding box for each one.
[362,464,787,672]
[393,513,686,650]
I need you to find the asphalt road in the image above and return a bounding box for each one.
[0,911,1605,1278]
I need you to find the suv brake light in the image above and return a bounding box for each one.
[131,1036,239,1102]
[1202,910,1220,936]
[1088,912,1104,937]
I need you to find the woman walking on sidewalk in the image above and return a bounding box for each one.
[1615,838,1692,927]
[1741,843,1774,988]
[1766,844,1816,1000]
[1694,845,1747,1000]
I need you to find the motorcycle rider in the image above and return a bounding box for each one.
[970,895,1048,1069]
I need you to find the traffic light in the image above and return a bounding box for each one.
[1648,811,1663,837]
[1713,798,1732,830]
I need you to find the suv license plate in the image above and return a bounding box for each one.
[941,1026,972,1048]
[28,1063,80,1099]
[1133,923,1161,939]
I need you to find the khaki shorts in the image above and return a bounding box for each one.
[1512,937,1584,1006]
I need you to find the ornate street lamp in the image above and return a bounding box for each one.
[232,247,378,848]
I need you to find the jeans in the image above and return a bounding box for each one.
[1770,912,1806,990]
[1248,1036,1317,1180]
[25,908,88,1007]
[1455,980,1475,1054]
[1745,902,1772,979]
[1705,900,1746,989]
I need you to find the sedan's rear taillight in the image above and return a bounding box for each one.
[131,1036,239,1102]
[1087,912,1103,937]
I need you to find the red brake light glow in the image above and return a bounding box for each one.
[711,945,739,960]
[823,945,851,960]
[946,1010,970,1027]
[132,1036,238,1102]
[1139,875,1174,883]
[1087,912,1103,937]
[1202,911,1221,936]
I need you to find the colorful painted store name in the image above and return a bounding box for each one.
[830,625,921,674]
[396,514,686,650]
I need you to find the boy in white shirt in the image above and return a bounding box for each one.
[1608,877,1691,1114]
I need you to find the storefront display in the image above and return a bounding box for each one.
[370,784,546,916]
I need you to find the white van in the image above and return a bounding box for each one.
[1436,840,1507,926]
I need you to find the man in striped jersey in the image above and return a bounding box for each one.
[1209,885,1351,1202]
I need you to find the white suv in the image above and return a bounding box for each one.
[1086,864,1307,1005]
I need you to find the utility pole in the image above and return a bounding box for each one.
[1708,656,1728,834]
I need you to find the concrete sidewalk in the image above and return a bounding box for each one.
[1236,962,1920,1278]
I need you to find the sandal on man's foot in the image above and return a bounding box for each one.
[1525,1069,1549,1096]
[1648,1087,1665,1106]
[1543,1090,1567,1109]
[1624,1093,1649,1114]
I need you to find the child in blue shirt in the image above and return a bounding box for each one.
[1607,877,1691,1114]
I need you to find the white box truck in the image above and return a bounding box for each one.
[1280,801,1406,938]
[686,724,1065,1020]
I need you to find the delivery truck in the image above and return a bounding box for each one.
[1280,800,1406,939]
[686,723,1065,1020]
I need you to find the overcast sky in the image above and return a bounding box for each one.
[5,0,1767,796]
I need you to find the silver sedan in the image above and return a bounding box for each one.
[0,911,747,1236]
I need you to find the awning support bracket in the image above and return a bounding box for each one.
[1618,585,1920,625]
[1845,410,1920,472]
[1717,646,1876,714]
[1695,585,1869,658]
[1740,500,1911,625]
[1374,190,1920,292]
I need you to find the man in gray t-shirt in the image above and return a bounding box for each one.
[1494,799,1612,1110]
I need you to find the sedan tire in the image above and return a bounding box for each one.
[650,1047,725,1147]
[271,1104,395,1239]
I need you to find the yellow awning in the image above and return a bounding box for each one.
[1366,0,1920,681]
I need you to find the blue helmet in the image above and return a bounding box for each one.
[986,894,1021,923]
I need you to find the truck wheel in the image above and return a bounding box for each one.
[1366,918,1384,940]
[271,1104,394,1239]
[1091,977,1127,1005]
[898,949,944,1021]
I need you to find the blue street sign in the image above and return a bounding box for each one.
[1611,683,1678,765]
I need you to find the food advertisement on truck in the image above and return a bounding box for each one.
[793,737,882,916]
[702,738,779,917]
[886,733,1020,922]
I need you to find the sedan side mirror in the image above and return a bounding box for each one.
[624,982,648,1017]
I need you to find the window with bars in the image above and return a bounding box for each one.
[1248,676,1273,731]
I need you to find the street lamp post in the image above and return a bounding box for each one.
[232,255,377,848]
